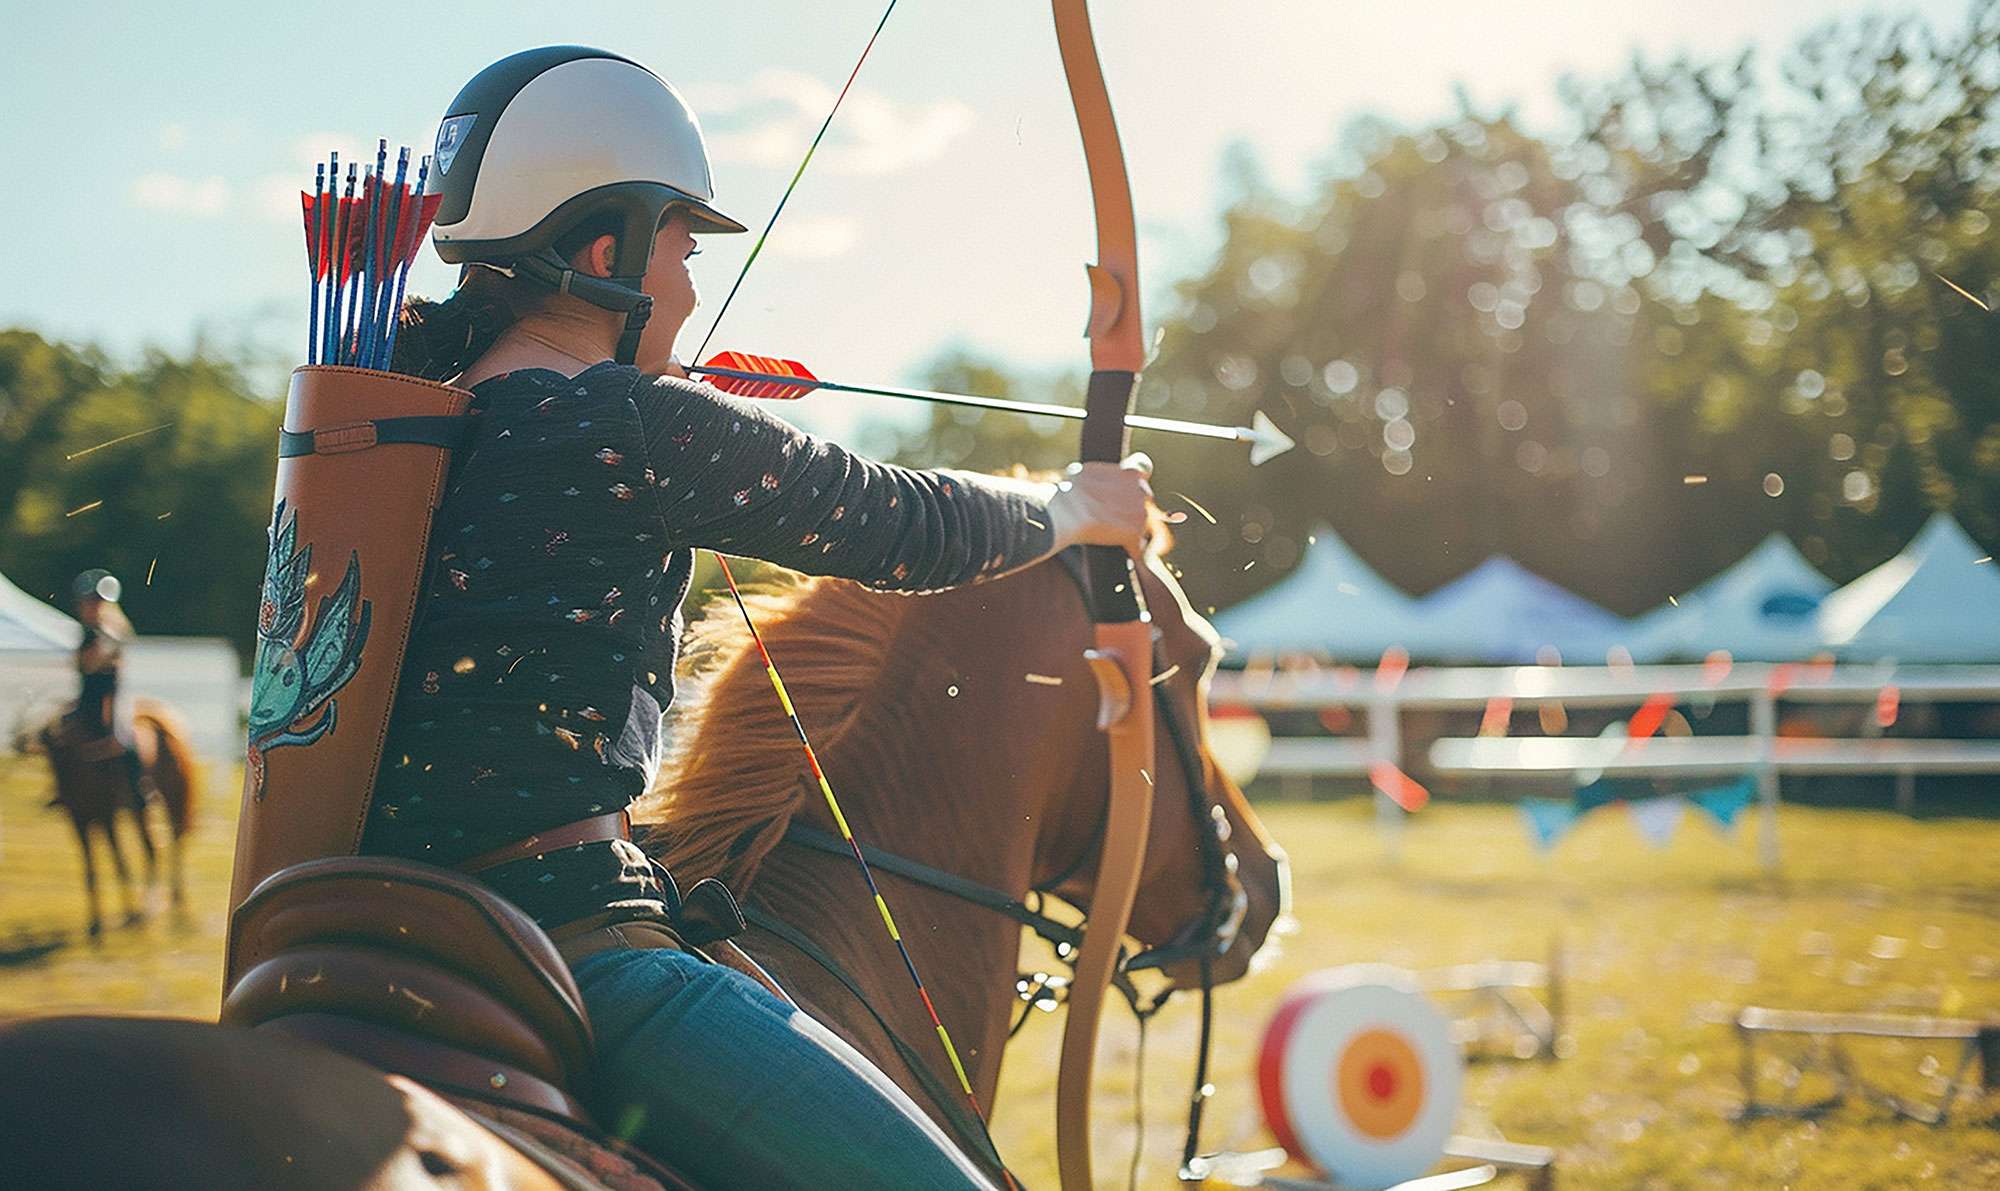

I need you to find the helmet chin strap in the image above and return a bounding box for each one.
[511,249,655,366]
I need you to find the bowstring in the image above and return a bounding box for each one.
[691,7,1017,1184]
[692,0,901,363]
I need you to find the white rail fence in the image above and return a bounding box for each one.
[1211,664,2000,869]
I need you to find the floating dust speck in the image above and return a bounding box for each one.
[1842,960,1876,986]
[1024,673,1064,686]
[612,1102,648,1140]
[1242,560,1256,571]
[1869,934,1907,960]
[1167,491,1217,525]
[1149,664,1181,686]
[65,499,104,518]
[156,511,172,520]
[451,657,476,674]
[1668,595,1679,606]
[946,684,959,697]
[1920,925,1946,949]
[146,558,158,586]
[1682,475,1708,486]
[1677,1053,1701,1076]
[1934,271,1991,311]
[64,422,173,461]
[1976,556,1993,566]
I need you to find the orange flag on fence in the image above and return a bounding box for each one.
[1370,762,1430,812]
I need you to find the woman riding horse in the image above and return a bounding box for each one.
[374,46,1155,1188]
[65,568,149,806]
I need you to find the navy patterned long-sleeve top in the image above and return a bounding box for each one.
[364,362,1054,928]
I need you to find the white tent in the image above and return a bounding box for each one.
[1629,533,1834,662]
[1213,524,1424,661]
[1,567,243,758]
[1410,556,1631,664]
[0,567,82,652]
[1816,513,2000,663]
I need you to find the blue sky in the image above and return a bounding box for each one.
[0,0,1967,434]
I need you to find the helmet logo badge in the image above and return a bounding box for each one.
[434,115,477,175]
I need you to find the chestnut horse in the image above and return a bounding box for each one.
[638,551,1288,1173]
[15,698,199,935]
[0,550,1283,1188]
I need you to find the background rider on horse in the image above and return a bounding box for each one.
[63,569,149,808]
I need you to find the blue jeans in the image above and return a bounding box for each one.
[571,946,995,1190]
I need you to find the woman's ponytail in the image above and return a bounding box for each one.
[391,268,522,382]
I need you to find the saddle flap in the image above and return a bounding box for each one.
[224,944,570,1086]
[225,856,591,1078]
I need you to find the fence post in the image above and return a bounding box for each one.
[1368,694,1403,863]
[1751,688,1780,871]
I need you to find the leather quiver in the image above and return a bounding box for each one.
[227,366,474,932]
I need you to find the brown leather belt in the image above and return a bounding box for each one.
[551,919,685,966]
[456,810,633,874]
[454,811,686,967]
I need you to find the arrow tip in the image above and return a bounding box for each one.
[1248,409,1295,465]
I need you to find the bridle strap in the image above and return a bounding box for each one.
[781,822,1083,954]
[1181,956,1217,1178]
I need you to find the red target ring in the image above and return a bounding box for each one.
[1257,966,1462,1186]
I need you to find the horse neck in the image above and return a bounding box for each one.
[742,568,1095,1111]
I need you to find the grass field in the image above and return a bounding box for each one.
[3,754,1996,1188]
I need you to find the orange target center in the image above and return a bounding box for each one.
[1334,1028,1425,1139]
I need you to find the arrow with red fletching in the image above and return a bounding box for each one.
[688,351,1297,464]
[300,145,443,370]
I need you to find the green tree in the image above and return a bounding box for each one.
[0,333,279,660]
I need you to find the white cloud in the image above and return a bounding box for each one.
[694,70,973,177]
[761,214,860,260]
[253,174,307,225]
[130,173,230,217]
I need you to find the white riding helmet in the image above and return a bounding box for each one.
[429,46,746,362]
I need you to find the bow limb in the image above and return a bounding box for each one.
[1049,3,1158,1190]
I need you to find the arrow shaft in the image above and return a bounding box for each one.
[686,363,1249,444]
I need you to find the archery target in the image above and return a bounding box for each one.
[1257,966,1461,1187]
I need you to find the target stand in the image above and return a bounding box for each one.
[1190,966,1555,1190]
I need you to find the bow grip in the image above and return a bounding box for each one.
[1079,368,1144,625]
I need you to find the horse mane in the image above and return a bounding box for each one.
[636,481,1173,893]
[634,572,916,891]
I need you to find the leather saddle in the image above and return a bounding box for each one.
[222,855,600,1124]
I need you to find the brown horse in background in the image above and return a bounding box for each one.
[0,548,1283,1187]
[16,698,199,935]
